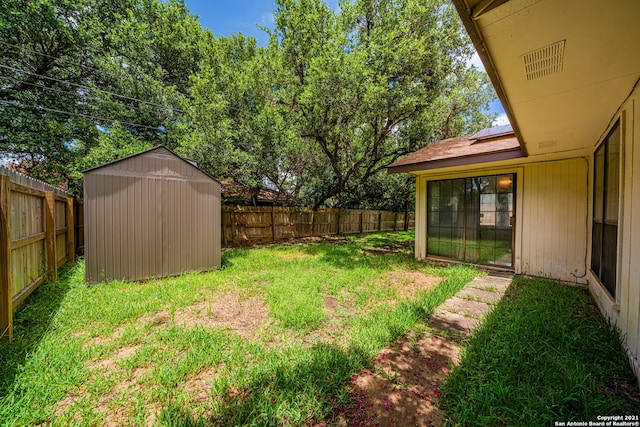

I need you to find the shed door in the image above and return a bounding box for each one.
[427,174,515,267]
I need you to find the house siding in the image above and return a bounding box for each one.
[589,85,640,380]
[84,147,221,283]
[519,159,589,282]
[414,158,589,284]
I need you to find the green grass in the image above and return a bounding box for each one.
[441,277,639,426]
[0,230,477,426]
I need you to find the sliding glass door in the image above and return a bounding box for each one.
[427,174,514,267]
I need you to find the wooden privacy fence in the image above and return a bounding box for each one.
[0,167,83,339]
[222,206,415,246]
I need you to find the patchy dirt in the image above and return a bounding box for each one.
[171,294,269,339]
[333,335,459,427]
[86,344,142,371]
[378,271,442,303]
[59,293,269,425]
[332,275,510,427]
[183,366,220,402]
[362,240,413,256]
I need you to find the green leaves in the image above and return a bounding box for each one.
[1,0,496,208]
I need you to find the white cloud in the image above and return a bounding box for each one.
[260,12,274,26]
[467,51,485,71]
[492,113,510,126]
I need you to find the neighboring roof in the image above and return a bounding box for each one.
[82,145,221,184]
[470,124,513,141]
[220,180,287,205]
[387,127,523,174]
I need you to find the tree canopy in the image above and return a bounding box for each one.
[0,0,496,209]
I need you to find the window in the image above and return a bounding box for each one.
[591,121,620,298]
[427,174,514,267]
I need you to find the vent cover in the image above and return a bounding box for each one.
[522,40,565,80]
[537,140,557,149]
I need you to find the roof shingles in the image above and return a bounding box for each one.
[387,131,523,174]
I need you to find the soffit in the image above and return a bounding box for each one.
[465,0,640,155]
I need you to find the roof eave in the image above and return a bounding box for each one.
[387,147,524,174]
[451,0,529,157]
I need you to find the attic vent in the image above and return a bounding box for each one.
[537,140,557,149]
[522,40,565,80]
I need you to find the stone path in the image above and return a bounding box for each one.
[429,274,512,337]
[334,274,513,427]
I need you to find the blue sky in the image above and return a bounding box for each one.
[182,0,507,124]
[182,0,339,46]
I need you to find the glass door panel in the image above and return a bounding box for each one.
[427,174,514,267]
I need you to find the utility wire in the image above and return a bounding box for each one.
[0,63,186,114]
[0,40,106,76]
[0,100,164,132]
[0,74,168,117]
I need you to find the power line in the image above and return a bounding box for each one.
[0,63,186,114]
[0,40,105,76]
[0,100,164,132]
[0,74,168,118]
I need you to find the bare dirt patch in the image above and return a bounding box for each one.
[86,344,142,372]
[183,366,221,402]
[172,293,269,339]
[333,335,459,427]
[379,270,441,303]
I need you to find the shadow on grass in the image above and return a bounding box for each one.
[0,262,77,394]
[220,247,251,269]
[298,233,419,272]
[158,343,367,426]
[441,277,640,425]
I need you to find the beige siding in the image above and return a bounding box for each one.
[520,159,589,282]
[84,147,221,283]
[589,86,640,380]
[414,159,589,283]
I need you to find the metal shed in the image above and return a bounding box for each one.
[83,146,221,283]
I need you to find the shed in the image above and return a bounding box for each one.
[83,145,221,283]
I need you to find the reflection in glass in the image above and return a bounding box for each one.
[427,174,514,267]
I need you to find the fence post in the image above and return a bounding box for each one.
[0,175,12,339]
[44,192,57,282]
[393,212,398,231]
[221,206,227,247]
[378,211,382,231]
[66,197,75,263]
[360,211,364,233]
[311,209,316,237]
[231,206,238,245]
[336,209,341,235]
[271,206,276,242]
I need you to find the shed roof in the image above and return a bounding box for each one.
[387,127,523,174]
[82,145,221,184]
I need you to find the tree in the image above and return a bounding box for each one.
[0,0,208,187]
[269,0,495,209]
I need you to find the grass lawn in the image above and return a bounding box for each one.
[441,277,640,426]
[0,231,478,426]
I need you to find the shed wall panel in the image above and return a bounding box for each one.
[84,147,221,283]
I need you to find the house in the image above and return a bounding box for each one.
[83,146,221,283]
[388,0,640,381]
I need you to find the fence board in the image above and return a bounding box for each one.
[0,168,81,339]
[221,206,414,246]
